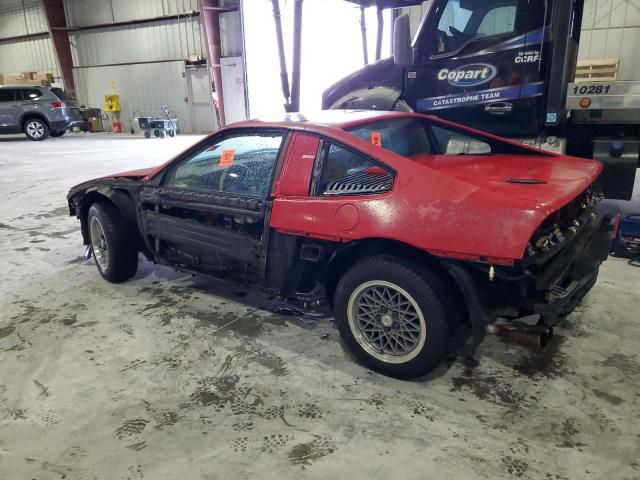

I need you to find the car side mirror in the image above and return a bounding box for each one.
[393,14,412,67]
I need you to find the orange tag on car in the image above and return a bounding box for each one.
[371,131,382,147]
[220,149,235,168]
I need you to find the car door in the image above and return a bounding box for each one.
[138,128,289,283]
[0,88,19,131]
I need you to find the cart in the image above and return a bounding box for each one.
[131,106,178,138]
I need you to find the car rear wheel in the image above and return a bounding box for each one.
[24,118,49,141]
[87,202,138,283]
[334,256,452,379]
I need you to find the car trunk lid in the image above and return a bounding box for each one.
[410,153,602,212]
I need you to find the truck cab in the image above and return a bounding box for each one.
[323,0,639,199]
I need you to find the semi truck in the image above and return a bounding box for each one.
[321,0,640,199]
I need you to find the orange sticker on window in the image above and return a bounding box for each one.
[371,131,382,147]
[220,149,235,168]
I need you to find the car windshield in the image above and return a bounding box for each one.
[346,117,542,157]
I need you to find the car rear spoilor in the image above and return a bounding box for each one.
[333,256,453,379]
[87,202,138,282]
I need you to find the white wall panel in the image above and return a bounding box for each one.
[579,0,640,80]
[0,37,59,79]
[70,17,205,67]
[73,61,192,132]
[0,0,48,39]
[64,0,199,27]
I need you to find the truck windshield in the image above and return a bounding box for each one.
[434,0,518,55]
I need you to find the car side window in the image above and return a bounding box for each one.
[317,143,393,196]
[22,89,43,100]
[0,89,16,102]
[431,125,492,155]
[164,132,284,197]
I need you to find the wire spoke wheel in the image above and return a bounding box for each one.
[89,216,109,271]
[347,280,427,364]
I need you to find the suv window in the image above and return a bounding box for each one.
[165,131,284,197]
[22,89,43,101]
[318,143,393,196]
[435,0,518,55]
[0,89,16,102]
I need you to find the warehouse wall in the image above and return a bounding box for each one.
[579,0,640,80]
[0,0,60,83]
[64,0,206,133]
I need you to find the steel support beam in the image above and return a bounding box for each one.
[360,6,369,65]
[271,0,292,112]
[375,5,383,61]
[200,0,226,126]
[290,0,303,112]
[42,0,75,93]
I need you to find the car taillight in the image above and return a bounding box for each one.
[51,101,66,108]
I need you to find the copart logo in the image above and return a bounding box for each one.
[437,64,497,87]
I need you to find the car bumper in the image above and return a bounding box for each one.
[50,119,85,131]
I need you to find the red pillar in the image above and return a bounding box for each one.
[199,0,226,126]
[42,0,75,93]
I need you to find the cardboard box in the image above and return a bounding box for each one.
[3,71,53,86]
[89,117,103,132]
[0,73,4,85]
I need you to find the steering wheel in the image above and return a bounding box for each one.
[218,163,251,193]
[448,26,466,38]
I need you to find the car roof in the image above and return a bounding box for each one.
[0,84,48,89]
[232,110,431,131]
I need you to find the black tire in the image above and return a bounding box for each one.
[334,256,453,379]
[153,129,160,137]
[144,130,151,139]
[87,202,138,283]
[50,130,66,137]
[159,131,166,138]
[23,117,49,141]
[168,130,175,137]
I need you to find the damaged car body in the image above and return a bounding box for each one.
[68,110,615,379]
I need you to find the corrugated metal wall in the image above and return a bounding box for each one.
[0,0,60,81]
[62,0,207,133]
[73,61,190,132]
[579,0,640,80]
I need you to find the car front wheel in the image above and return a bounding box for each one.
[24,118,49,141]
[334,256,452,379]
[87,202,138,282]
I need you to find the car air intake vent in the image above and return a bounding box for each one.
[506,178,547,184]
[323,170,393,196]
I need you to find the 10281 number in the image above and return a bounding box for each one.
[572,84,611,95]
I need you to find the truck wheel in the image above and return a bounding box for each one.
[87,202,138,283]
[24,118,49,141]
[334,256,451,379]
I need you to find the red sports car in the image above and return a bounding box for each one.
[68,110,614,379]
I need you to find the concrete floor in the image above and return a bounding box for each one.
[1,131,640,480]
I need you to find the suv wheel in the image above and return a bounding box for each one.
[87,202,138,283]
[24,118,49,141]
[334,256,452,379]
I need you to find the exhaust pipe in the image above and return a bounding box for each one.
[486,323,553,349]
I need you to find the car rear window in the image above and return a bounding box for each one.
[50,87,68,101]
[347,118,433,157]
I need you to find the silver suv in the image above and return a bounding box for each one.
[0,84,84,140]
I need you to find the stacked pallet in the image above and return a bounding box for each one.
[574,58,619,83]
